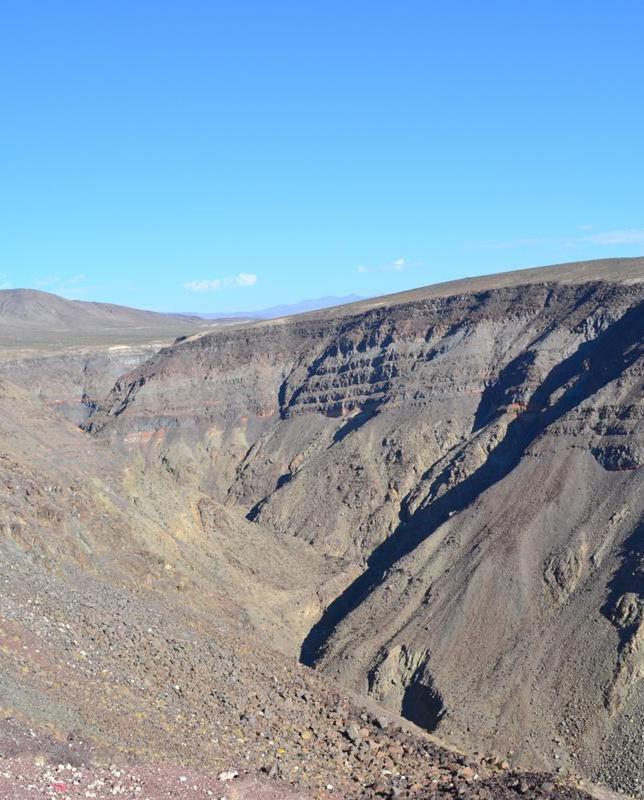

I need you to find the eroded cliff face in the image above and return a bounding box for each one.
[88,274,644,795]
[0,344,168,423]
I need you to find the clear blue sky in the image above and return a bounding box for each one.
[2,1,643,312]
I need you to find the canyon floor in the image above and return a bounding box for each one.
[0,258,642,799]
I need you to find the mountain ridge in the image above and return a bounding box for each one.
[275,256,644,323]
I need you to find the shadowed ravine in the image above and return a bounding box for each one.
[300,300,644,668]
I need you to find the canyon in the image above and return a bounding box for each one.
[1,258,642,799]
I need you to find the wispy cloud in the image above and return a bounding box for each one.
[29,273,91,297]
[466,236,559,251]
[356,257,420,274]
[30,272,83,286]
[61,281,137,300]
[184,272,258,292]
[469,226,644,251]
[28,273,133,300]
[34,274,62,289]
[583,228,644,245]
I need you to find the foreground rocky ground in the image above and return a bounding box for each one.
[0,758,599,800]
[0,553,601,800]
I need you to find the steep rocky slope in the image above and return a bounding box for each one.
[88,258,644,796]
[0,378,343,652]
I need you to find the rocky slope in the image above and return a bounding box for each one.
[87,257,644,796]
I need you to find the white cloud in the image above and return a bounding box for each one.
[184,279,222,292]
[184,272,258,292]
[234,272,257,287]
[356,257,418,275]
[584,228,644,245]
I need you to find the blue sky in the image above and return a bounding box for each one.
[1,1,643,312]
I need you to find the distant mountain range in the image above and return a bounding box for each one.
[184,294,364,320]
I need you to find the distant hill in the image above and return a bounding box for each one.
[0,288,208,347]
